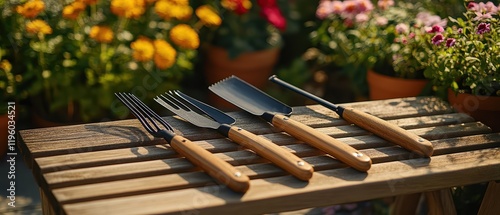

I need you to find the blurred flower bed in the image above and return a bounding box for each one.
[0,0,218,122]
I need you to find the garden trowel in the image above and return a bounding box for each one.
[209,76,372,172]
[269,75,434,157]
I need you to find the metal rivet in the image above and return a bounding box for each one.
[297,161,305,166]
[418,138,424,142]
[353,152,363,157]
[234,172,242,177]
[283,117,289,120]
[237,127,242,131]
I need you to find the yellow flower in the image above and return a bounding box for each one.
[169,24,199,50]
[169,0,188,5]
[25,19,52,35]
[131,37,155,62]
[89,25,114,43]
[153,39,177,69]
[154,0,192,21]
[195,5,221,27]
[110,0,146,19]
[221,0,252,15]
[0,60,12,73]
[16,0,45,19]
[62,2,87,20]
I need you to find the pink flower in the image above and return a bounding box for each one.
[259,2,286,31]
[432,33,445,45]
[331,1,344,15]
[416,11,447,28]
[375,16,388,26]
[316,0,333,19]
[476,22,491,34]
[474,11,493,20]
[355,13,369,23]
[355,0,374,13]
[467,2,478,10]
[446,38,456,47]
[377,0,394,10]
[427,24,444,33]
[409,32,416,39]
[395,23,409,34]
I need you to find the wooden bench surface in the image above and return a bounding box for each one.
[18,96,500,215]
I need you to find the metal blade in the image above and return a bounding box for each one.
[209,76,292,117]
[175,91,235,125]
[154,93,221,130]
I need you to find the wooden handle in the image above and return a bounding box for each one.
[170,135,250,192]
[228,126,314,181]
[341,108,434,157]
[271,114,372,172]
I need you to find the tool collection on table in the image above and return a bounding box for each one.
[115,75,434,193]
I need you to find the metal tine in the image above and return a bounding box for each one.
[115,93,153,133]
[116,92,174,132]
[129,93,175,131]
[170,90,215,119]
[160,91,215,121]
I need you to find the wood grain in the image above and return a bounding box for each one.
[62,149,500,215]
[272,113,373,172]
[227,126,314,181]
[16,97,500,215]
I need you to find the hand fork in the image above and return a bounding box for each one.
[154,90,314,181]
[115,92,250,193]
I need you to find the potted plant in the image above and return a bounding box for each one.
[424,0,500,131]
[200,0,298,89]
[310,0,446,100]
[1,0,218,126]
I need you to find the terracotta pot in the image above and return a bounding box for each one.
[447,89,500,132]
[367,70,429,100]
[204,46,280,110]
[0,114,8,158]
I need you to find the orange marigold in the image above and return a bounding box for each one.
[25,19,52,35]
[131,37,155,62]
[62,2,87,20]
[153,39,177,69]
[154,0,192,21]
[221,0,252,15]
[195,5,221,27]
[89,25,114,43]
[110,0,146,19]
[16,0,45,19]
[169,24,199,50]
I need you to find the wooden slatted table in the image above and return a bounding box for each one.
[18,96,500,215]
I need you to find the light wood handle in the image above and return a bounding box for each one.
[170,135,250,192]
[228,126,314,181]
[341,108,434,157]
[271,114,372,172]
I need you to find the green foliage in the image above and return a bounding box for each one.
[424,1,500,96]
[311,1,444,79]
[1,0,202,122]
[202,0,299,59]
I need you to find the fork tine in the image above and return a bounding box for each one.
[126,93,174,132]
[168,90,215,120]
[171,90,214,118]
[115,92,174,133]
[164,91,192,111]
[115,92,155,134]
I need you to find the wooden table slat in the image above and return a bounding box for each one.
[16,96,500,215]
[61,148,500,215]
